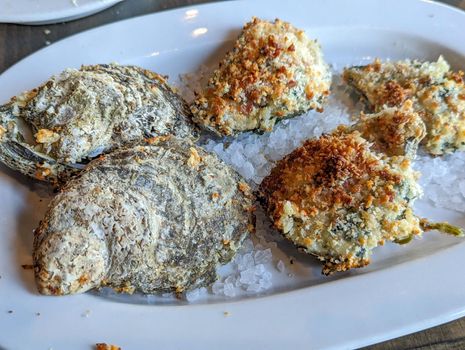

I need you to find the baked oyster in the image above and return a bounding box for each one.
[0,64,198,182]
[258,127,462,275]
[352,100,426,158]
[343,56,465,155]
[191,17,331,136]
[33,137,255,295]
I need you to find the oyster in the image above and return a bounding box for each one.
[0,64,198,182]
[343,56,465,155]
[191,17,331,136]
[258,121,462,275]
[33,137,255,295]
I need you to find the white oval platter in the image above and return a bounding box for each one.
[1,0,465,349]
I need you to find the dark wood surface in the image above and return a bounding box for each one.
[1,0,465,349]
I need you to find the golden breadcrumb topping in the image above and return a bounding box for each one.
[191,17,331,135]
[259,131,422,274]
[353,100,426,157]
[343,56,465,155]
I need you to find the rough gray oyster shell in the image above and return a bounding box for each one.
[0,64,198,182]
[33,137,255,295]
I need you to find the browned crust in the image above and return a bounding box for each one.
[379,80,409,107]
[96,344,121,350]
[343,58,465,155]
[199,19,295,125]
[191,17,330,135]
[322,258,370,275]
[355,101,426,156]
[259,132,401,228]
[257,131,413,275]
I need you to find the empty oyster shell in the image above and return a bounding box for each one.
[33,137,255,295]
[0,64,198,182]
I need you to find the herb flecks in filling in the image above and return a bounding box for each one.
[343,56,465,155]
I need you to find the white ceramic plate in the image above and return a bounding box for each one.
[1,0,465,349]
[0,0,122,25]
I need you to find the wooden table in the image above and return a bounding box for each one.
[1,0,464,349]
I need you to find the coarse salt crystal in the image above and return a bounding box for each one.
[254,249,272,264]
[277,260,286,273]
[211,281,224,295]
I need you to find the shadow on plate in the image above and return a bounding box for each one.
[0,163,53,295]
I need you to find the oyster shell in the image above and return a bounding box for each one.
[33,137,255,295]
[0,64,198,182]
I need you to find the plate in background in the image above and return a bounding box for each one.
[0,0,123,25]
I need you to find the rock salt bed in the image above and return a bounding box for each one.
[211,239,273,297]
[171,67,465,300]
[414,151,465,213]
